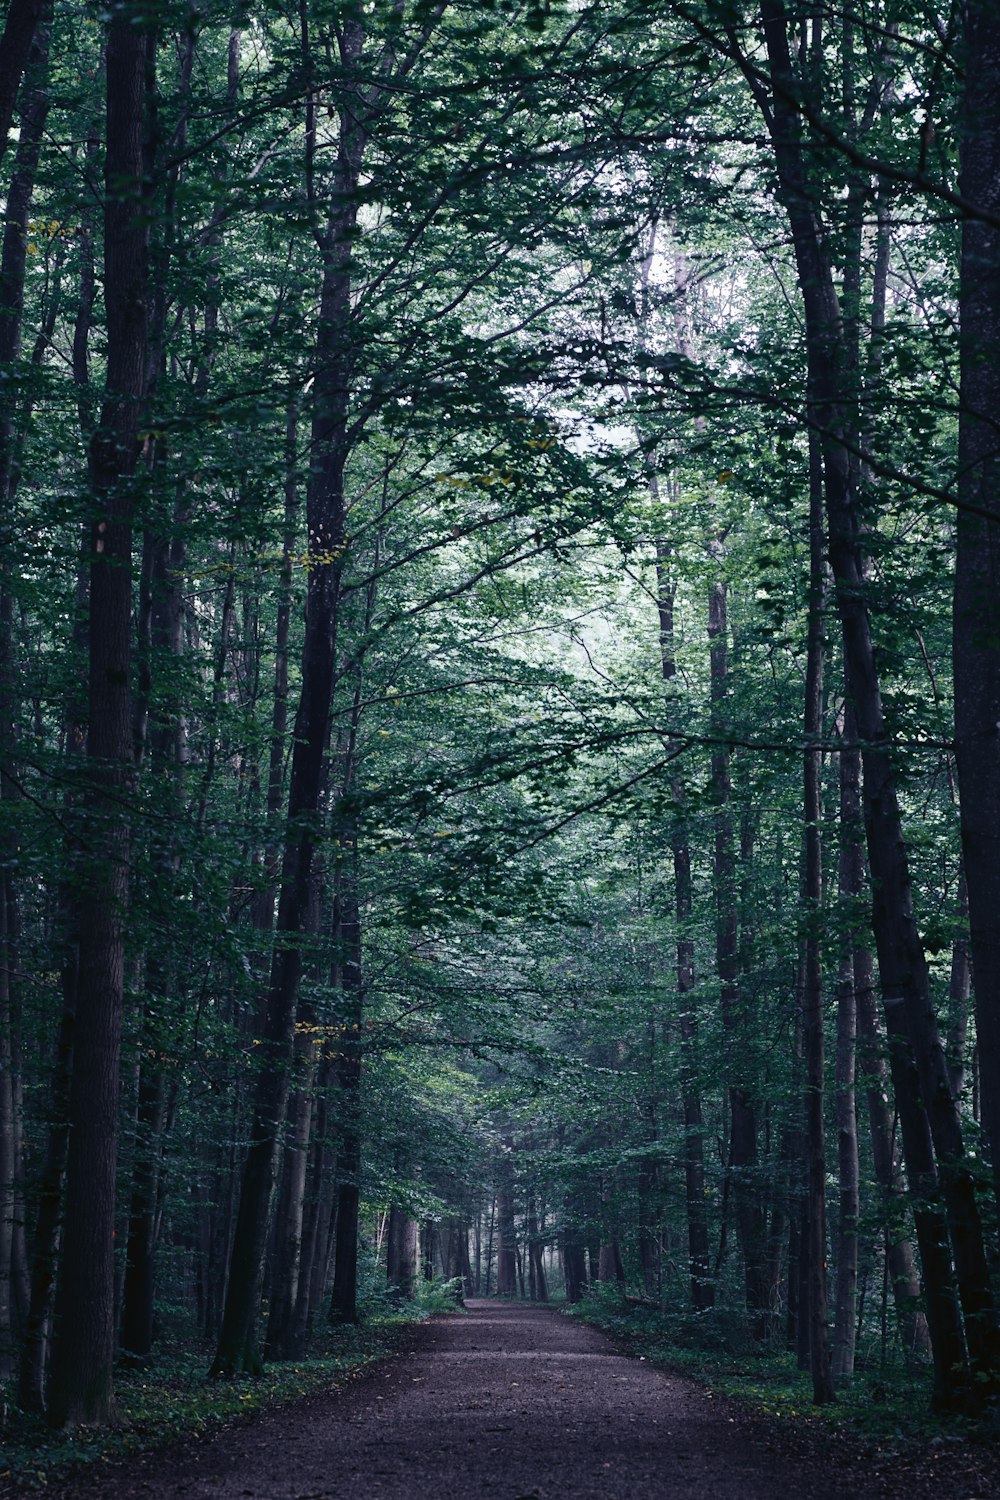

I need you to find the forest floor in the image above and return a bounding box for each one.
[4,1299,1000,1499]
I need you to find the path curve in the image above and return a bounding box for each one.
[39,1299,851,1499]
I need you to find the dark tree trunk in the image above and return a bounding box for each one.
[328,873,364,1326]
[709,568,765,1334]
[120,1065,165,1358]
[0,0,47,173]
[0,16,50,1384]
[293,1048,336,1345]
[386,1208,418,1301]
[47,4,149,1424]
[265,1033,317,1359]
[210,22,366,1374]
[840,732,929,1362]
[832,959,860,1380]
[945,875,972,1098]
[526,1199,547,1303]
[757,0,1000,1403]
[562,1236,588,1305]
[955,0,1000,1208]
[17,542,86,1410]
[656,540,712,1311]
[597,1166,625,1289]
[802,434,835,1403]
[495,1143,518,1298]
[121,504,186,1359]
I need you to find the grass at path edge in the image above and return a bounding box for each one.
[0,1315,413,1492]
[564,1291,1000,1458]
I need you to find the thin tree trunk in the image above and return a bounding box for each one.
[496,1141,518,1297]
[832,947,860,1381]
[655,537,712,1311]
[121,496,187,1358]
[803,433,834,1403]
[328,868,364,1326]
[840,724,929,1363]
[709,565,765,1335]
[119,1065,165,1358]
[945,875,972,1098]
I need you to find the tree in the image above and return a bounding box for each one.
[47,0,150,1425]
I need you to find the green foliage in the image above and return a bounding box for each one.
[0,0,988,1443]
[0,1322,406,1489]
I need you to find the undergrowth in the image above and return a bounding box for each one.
[0,1303,430,1491]
[566,1285,1000,1451]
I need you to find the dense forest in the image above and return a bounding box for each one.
[0,0,999,1435]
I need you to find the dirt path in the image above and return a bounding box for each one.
[31,1300,871,1500]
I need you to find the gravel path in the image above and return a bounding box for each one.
[42,1299,854,1499]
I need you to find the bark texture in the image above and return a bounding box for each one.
[955,0,1000,1207]
[47,3,149,1424]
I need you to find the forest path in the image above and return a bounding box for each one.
[39,1299,857,1500]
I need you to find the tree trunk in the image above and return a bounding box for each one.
[0,0,47,173]
[955,0,1000,1208]
[386,1207,419,1301]
[758,0,1000,1403]
[526,1198,547,1303]
[0,27,51,1379]
[802,433,835,1403]
[656,539,712,1311]
[210,23,367,1373]
[264,1030,317,1359]
[840,730,929,1363]
[0,39,54,1360]
[120,1064,165,1358]
[709,566,765,1335]
[945,874,972,1098]
[46,5,148,1426]
[832,949,859,1382]
[328,871,364,1326]
[121,499,187,1359]
[292,1050,337,1347]
[495,1143,518,1297]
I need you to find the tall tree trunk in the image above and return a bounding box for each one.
[709,565,765,1334]
[265,1031,317,1359]
[945,875,972,1098]
[47,3,149,1423]
[802,434,834,1403]
[328,868,364,1326]
[832,960,860,1379]
[955,0,1000,1209]
[0,0,46,172]
[209,20,367,1374]
[119,1065,165,1358]
[121,498,187,1358]
[0,17,50,1382]
[840,726,929,1364]
[495,1141,518,1298]
[293,1049,336,1346]
[656,538,712,1311]
[17,541,88,1410]
[757,0,1000,1403]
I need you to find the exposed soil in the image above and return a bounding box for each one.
[10,1301,1000,1499]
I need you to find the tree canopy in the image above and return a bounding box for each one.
[0,0,999,1428]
